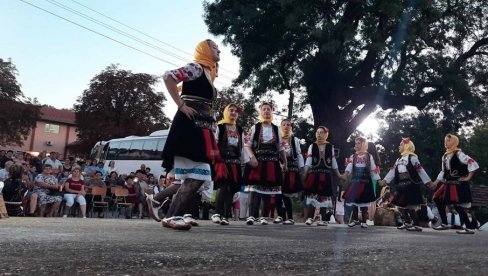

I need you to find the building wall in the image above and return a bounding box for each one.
[1,121,77,158]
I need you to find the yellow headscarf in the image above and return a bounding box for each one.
[316,126,329,145]
[281,119,293,140]
[355,137,368,154]
[194,40,217,81]
[259,102,273,124]
[218,103,238,125]
[400,138,417,157]
[445,134,460,155]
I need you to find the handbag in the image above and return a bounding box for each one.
[374,207,397,226]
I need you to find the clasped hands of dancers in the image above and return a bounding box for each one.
[151,39,479,233]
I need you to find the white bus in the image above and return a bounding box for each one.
[92,130,169,177]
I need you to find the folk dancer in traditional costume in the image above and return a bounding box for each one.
[146,171,179,222]
[431,134,479,234]
[275,119,304,225]
[160,39,222,230]
[243,102,286,225]
[211,103,247,225]
[303,126,341,226]
[379,138,432,232]
[341,137,381,228]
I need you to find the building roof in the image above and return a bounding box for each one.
[40,106,76,125]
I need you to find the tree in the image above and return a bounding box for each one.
[204,0,488,151]
[74,64,170,154]
[0,58,40,146]
[376,111,448,178]
[466,123,488,186]
[213,87,257,129]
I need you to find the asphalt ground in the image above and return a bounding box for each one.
[0,217,486,275]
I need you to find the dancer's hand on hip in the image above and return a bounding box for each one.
[179,103,197,120]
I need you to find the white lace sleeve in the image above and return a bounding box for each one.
[410,156,432,184]
[295,138,304,168]
[163,63,203,82]
[457,151,480,172]
[305,144,313,167]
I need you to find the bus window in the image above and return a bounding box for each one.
[101,143,109,161]
[106,141,121,160]
[129,140,144,160]
[118,141,132,160]
[155,138,166,159]
[141,138,160,160]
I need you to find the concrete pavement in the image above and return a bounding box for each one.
[0,217,486,275]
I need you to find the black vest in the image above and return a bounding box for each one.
[284,136,298,161]
[217,124,243,159]
[181,65,214,100]
[444,150,469,180]
[394,155,422,184]
[252,122,279,151]
[311,143,333,168]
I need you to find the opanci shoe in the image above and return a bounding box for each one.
[211,214,222,224]
[183,214,199,226]
[273,216,283,224]
[317,220,328,227]
[282,219,295,225]
[348,220,360,227]
[162,217,191,230]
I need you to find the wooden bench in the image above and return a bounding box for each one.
[471,185,488,207]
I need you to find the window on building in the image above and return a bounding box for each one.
[44,124,60,134]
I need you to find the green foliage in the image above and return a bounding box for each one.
[213,87,257,129]
[466,123,488,186]
[204,0,488,147]
[74,64,170,154]
[376,111,446,178]
[0,58,40,146]
[0,59,23,101]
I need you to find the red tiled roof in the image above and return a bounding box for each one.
[40,107,76,125]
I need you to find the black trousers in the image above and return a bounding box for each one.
[307,205,329,220]
[215,185,234,219]
[154,184,180,203]
[166,179,204,217]
[351,206,369,223]
[401,208,419,226]
[434,197,472,229]
[282,195,293,220]
[249,192,270,218]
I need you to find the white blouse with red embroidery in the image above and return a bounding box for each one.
[345,153,381,180]
[282,137,304,168]
[436,151,479,181]
[244,125,284,151]
[163,63,204,83]
[304,144,337,169]
[383,155,432,184]
[215,125,250,163]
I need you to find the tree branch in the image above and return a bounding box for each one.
[345,103,377,136]
[455,37,488,65]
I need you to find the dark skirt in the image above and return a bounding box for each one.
[303,168,333,197]
[282,165,302,194]
[214,161,242,194]
[343,168,376,205]
[390,183,423,207]
[433,180,472,205]
[244,160,283,187]
[162,101,217,170]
